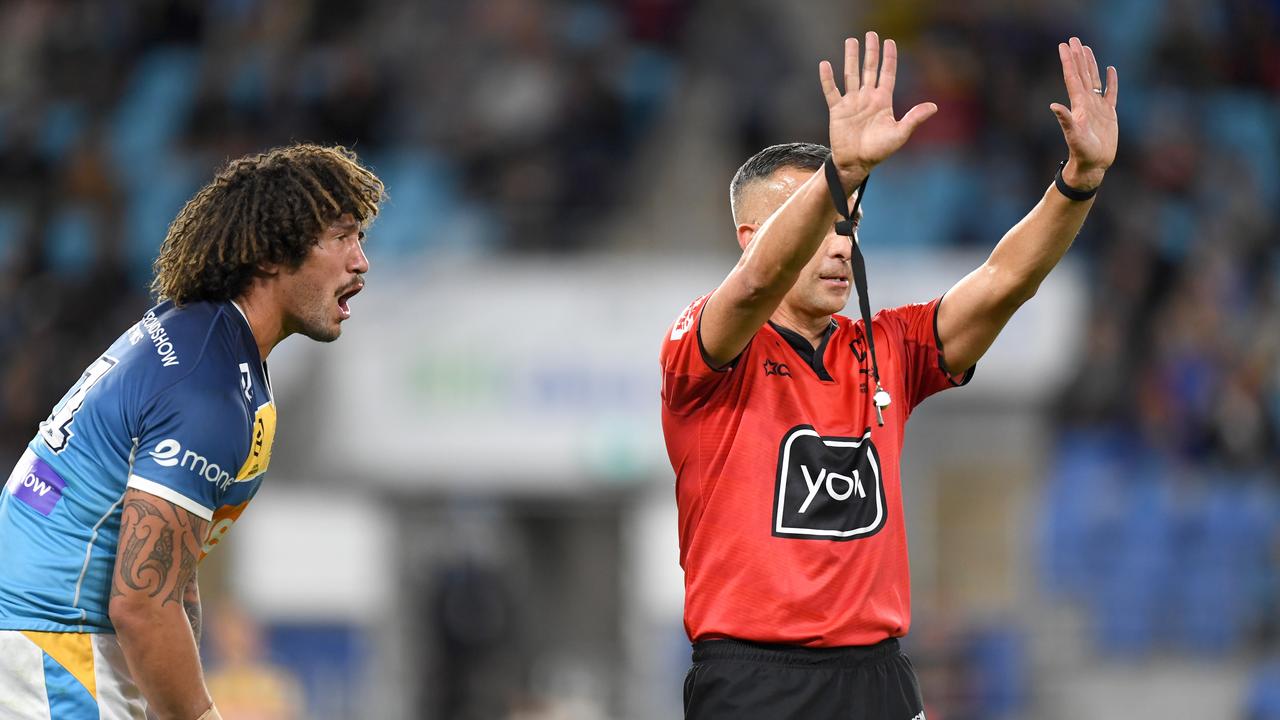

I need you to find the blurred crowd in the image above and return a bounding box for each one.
[1,0,1279,717]
[0,0,689,455]
[712,0,1280,477]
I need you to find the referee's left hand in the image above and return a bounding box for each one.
[1050,37,1118,191]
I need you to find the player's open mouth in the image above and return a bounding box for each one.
[820,275,849,288]
[337,282,363,320]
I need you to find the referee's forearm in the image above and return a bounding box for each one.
[738,170,844,291]
[982,181,1096,303]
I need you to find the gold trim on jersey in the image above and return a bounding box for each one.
[235,402,276,481]
[20,630,97,699]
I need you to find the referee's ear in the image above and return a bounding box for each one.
[736,223,759,251]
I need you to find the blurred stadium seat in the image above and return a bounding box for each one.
[1,0,1277,717]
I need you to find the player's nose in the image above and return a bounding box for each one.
[350,238,370,274]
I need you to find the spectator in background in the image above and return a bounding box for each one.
[206,602,306,720]
[1,1,1278,713]
[0,0,691,460]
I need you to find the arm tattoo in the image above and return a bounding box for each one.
[112,500,170,597]
[173,538,201,643]
[183,579,202,645]
[111,490,208,608]
[166,539,198,603]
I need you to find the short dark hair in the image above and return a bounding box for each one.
[729,142,830,222]
[152,144,386,305]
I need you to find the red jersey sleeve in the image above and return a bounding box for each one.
[659,292,741,414]
[877,296,974,411]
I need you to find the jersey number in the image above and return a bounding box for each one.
[39,355,118,453]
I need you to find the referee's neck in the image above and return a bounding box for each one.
[770,308,833,349]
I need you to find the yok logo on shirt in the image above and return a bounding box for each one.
[772,425,886,541]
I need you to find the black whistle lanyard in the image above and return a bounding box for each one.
[823,156,891,426]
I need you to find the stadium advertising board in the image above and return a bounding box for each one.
[303,254,1082,489]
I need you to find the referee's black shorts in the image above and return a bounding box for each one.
[683,637,926,720]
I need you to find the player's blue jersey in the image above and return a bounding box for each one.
[0,300,276,633]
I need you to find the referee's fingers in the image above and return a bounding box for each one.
[1058,42,1085,103]
[1070,38,1092,96]
[844,37,860,92]
[819,61,841,107]
[1049,102,1073,132]
[899,101,938,134]
[1083,45,1102,91]
[1105,66,1119,108]
[879,39,898,94]
[861,31,880,90]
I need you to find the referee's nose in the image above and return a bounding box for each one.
[826,231,852,264]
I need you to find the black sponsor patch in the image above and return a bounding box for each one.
[772,425,885,540]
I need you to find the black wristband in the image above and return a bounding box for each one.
[1054,161,1099,201]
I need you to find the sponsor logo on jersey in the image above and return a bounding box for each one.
[7,456,67,516]
[848,333,871,391]
[149,438,182,466]
[140,309,180,367]
[239,363,253,403]
[670,294,709,342]
[772,425,886,540]
[849,331,867,362]
[149,438,234,491]
[202,500,249,557]
[235,402,276,481]
[146,400,274,490]
[763,359,791,377]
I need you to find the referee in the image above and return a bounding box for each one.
[659,33,1117,719]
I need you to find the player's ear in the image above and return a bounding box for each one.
[736,223,759,251]
[253,261,281,278]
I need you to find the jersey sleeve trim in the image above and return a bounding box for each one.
[696,315,739,373]
[694,290,746,373]
[933,293,976,387]
[126,475,214,521]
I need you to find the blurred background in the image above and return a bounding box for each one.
[0,0,1277,718]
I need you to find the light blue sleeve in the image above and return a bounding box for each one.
[126,378,248,521]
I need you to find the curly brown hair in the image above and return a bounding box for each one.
[151,144,386,305]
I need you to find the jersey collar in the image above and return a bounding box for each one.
[228,299,252,333]
[227,300,272,395]
[768,319,838,382]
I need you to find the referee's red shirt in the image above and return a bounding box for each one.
[660,294,971,647]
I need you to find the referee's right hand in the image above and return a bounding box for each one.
[819,32,937,195]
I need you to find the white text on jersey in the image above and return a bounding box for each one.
[140,310,180,367]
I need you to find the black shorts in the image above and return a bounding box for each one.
[683,637,926,720]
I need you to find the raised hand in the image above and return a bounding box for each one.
[1050,37,1119,190]
[819,32,937,188]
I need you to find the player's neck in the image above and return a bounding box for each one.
[770,306,833,349]
[231,291,285,361]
